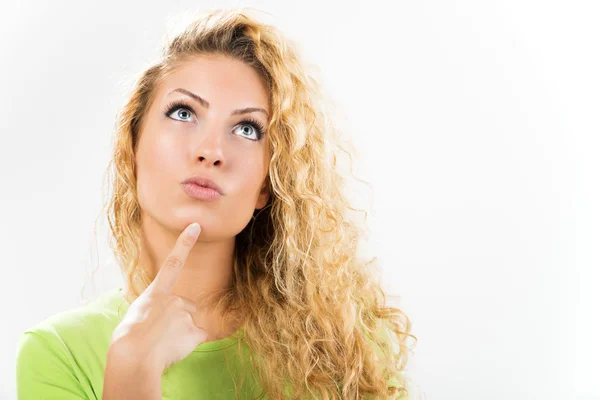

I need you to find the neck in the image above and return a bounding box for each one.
[139,214,236,308]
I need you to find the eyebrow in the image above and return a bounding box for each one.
[169,88,269,117]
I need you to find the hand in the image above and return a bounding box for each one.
[108,222,208,373]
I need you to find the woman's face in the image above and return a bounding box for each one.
[135,54,271,240]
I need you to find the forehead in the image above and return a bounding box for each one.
[156,54,270,113]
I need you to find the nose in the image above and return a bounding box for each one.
[193,125,226,167]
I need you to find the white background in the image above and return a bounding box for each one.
[1,1,598,399]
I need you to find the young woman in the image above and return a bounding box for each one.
[16,8,415,399]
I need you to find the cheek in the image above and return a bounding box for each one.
[239,155,268,192]
[136,137,182,199]
[151,133,184,165]
[142,133,183,170]
[226,155,267,212]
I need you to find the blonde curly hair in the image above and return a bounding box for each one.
[99,7,416,399]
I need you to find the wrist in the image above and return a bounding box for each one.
[107,340,163,377]
[103,345,163,400]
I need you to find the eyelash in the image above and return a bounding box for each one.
[162,100,266,141]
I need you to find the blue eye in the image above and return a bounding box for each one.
[232,119,266,141]
[164,101,195,122]
[162,100,266,141]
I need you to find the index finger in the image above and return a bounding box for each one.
[149,222,201,294]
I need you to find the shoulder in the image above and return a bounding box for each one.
[16,288,127,399]
[18,287,127,355]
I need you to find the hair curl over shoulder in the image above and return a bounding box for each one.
[100,7,416,399]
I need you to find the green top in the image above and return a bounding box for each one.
[15,287,410,399]
[15,288,263,399]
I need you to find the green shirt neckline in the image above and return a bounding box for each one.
[111,287,243,353]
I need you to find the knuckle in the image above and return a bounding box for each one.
[187,318,202,333]
[181,234,196,247]
[164,256,183,270]
[185,313,195,325]
[170,296,185,308]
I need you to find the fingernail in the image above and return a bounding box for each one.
[187,223,200,236]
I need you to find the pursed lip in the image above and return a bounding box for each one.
[181,176,224,195]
